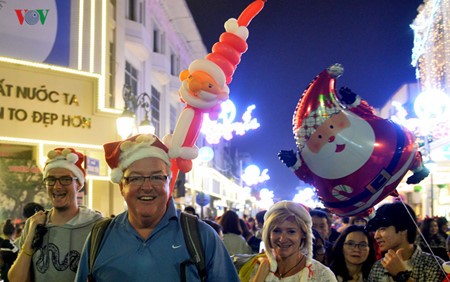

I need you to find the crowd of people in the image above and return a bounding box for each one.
[0,133,449,282]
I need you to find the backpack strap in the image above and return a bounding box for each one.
[179,212,206,282]
[88,218,112,282]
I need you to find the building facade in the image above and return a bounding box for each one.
[378,0,450,218]
[0,0,251,222]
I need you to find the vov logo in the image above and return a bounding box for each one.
[15,9,50,25]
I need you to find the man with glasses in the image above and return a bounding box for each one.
[8,148,103,282]
[75,134,239,281]
[366,202,445,282]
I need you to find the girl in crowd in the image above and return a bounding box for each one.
[329,225,376,282]
[416,217,449,261]
[250,201,336,281]
[240,218,262,253]
[220,210,252,255]
[247,217,258,235]
[437,216,448,239]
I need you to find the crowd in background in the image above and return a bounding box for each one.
[0,202,45,282]
[184,202,450,281]
[1,200,450,281]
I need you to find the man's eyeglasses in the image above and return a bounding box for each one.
[123,175,169,186]
[344,241,369,249]
[43,176,78,186]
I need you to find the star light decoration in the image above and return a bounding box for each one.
[200,99,260,144]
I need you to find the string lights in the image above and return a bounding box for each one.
[411,0,450,93]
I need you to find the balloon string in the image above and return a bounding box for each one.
[396,197,448,278]
[169,160,180,198]
[237,0,265,27]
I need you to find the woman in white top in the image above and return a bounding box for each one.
[250,201,336,282]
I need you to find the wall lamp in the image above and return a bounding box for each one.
[116,84,155,139]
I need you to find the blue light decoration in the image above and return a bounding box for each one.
[241,164,270,187]
[198,146,214,163]
[200,99,260,144]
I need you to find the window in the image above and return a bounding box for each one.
[125,61,138,95]
[170,51,180,76]
[126,0,144,23]
[108,40,116,108]
[126,0,136,21]
[153,24,165,54]
[151,87,161,135]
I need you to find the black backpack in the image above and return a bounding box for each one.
[87,212,206,282]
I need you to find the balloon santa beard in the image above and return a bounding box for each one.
[162,0,266,192]
[280,64,429,216]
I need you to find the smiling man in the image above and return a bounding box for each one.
[75,134,238,281]
[8,148,103,282]
[366,202,445,282]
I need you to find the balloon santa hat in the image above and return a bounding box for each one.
[163,0,265,190]
[278,64,430,216]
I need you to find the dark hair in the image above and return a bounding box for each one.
[366,202,417,243]
[239,218,252,239]
[220,210,242,235]
[313,207,333,223]
[350,216,367,225]
[446,235,450,252]
[247,216,257,232]
[184,206,196,215]
[437,216,448,235]
[23,202,45,218]
[255,210,266,226]
[420,218,442,242]
[330,225,376,281]
[310,209,331,226]
[2,219,16,236]
[203,219,222,235]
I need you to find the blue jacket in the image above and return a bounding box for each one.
[75,199,239,281]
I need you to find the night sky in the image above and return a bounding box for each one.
[185,0,423,200]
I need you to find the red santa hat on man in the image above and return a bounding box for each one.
[103,134,171,184]
[43,148,86,186]
[293,64,344,150]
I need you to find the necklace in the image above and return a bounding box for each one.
[276,255,306,278]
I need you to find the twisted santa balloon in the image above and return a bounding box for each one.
[163,0,265,193]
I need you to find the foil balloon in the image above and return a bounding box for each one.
[278,64,429,216]
[163,0,265,191]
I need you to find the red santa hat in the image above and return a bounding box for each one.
[43,148,86,186]
[188,18,249,91]
[293,64,344,150]
[103,134,171,184]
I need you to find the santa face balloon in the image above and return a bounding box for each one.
[286,64,429,216]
